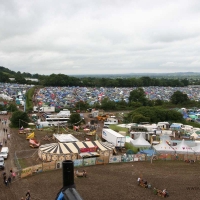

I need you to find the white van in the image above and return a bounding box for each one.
[0,147,9,159]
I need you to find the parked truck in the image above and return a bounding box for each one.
[102,128,126,147]
[0,111,8,115]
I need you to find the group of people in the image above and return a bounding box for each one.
[153,187,169,197]
[75,169,87,178]
[1,118,8,126]
[137,177,150,188]
[2,170,14,186]
[138,177,169,197]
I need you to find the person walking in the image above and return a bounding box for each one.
[4,179,8,186]
[12,171,16,179]
[25,190,31,200]
[8,176,12,184]
[3,174,6,183]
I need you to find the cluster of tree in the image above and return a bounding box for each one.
[0,66,192,87]
[124,106,184,124]
[10,110,30,128]
[0,103,18,112]
[0,66,41,84]
[42,75,189,87]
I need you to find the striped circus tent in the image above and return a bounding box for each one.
[38,140,114,161]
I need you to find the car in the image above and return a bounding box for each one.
[0,157,5,170]
[0,147,9,159]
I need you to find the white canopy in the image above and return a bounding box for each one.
[173,139,194,154]
[153,139,175,154]
[130,133,151,148]
[190,132,200,139]
[192,144,200,154]
[53,134,79,143]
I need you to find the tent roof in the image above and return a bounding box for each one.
[173,139,194,154]
[130,133,151,147]
[190,132,199,139]
[53,134,79,143]
[153,140,175,153]
[192,144,200,154]
[39,140,113,155]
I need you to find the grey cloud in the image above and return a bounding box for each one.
[1,0,200,75]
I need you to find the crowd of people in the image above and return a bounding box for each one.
[138,177,169,197]
[2,170,15,186]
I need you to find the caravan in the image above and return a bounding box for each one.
[157,122,170,130]
[104,118,118,128]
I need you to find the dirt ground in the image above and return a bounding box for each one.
[1,114,200,199]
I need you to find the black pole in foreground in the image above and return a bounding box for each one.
[62,160,83,200]
[63,160,74,188]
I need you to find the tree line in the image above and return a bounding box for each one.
[0,66,193,87]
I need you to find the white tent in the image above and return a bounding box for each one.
[192,144,200,154]
[53,134,79,143]
[153,139,175,154]
[173,139,194,154]
[130,133,151,148]
[190,132,200,140]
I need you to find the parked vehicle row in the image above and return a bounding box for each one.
[0,147,9,170]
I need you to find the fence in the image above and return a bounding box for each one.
[18,152,199,179]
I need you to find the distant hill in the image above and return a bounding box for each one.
[0,66,16,77]
[1,65,200,79]
[72,72,200,78]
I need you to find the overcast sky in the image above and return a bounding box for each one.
[1,0,200,75]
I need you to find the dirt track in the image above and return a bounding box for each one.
[2,160,200,200]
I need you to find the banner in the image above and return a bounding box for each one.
[83,158,96,166]
[96,156,104,165]
[56,161,62,169]
[21,167,32,178]
[133,154,146,161]
[74,159,83,167]
[196,155,200,161]
[121,154,134,162]
[184,154,196,161]
[109,156,121,163]
[31,164,43,173]
[43,161,56,171]
[158,154,171,161]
